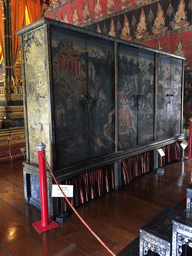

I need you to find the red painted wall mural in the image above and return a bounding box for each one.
[46,0,192,127]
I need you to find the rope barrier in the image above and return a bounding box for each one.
[44,156,117,256]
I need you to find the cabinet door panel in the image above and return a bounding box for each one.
[87,38,115,158]
[118,45,138,151]
[138,50,155,146]
[157,55,171,141]
[51,28,89,168]
[157,55,179,141]
[170,57,182,137]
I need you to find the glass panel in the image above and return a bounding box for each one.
[118,44,138,151]
[138,50,155,146]
[170,57,182,137]
[87,37,115,158]
[157,55,182,141]
[156,55,171,141]
[51,28,89,168]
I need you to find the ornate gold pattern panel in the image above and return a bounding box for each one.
[5,106,24,119]
[0,105,6,128]
[0,127,25,162]
[46,0,159,26]
[0,127,25,145]
[23,26,51,165]
[0,86,5,101]
[14,62,22,86]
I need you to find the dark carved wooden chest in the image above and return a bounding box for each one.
[16,18,185,216]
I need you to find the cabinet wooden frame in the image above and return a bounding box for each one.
[16,18,185,215]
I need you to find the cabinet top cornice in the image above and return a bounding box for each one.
[15,17,185,61]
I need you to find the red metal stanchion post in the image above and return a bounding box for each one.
[188,118,192,160]
[32,142,59,233]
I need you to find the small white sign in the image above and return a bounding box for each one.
[52,185,73,198]
[158,148,165,157]
[180,139,188,150]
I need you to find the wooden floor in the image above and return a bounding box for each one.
[0,157,191,255]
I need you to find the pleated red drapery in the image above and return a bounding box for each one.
[158,142,182,167]
[59,150,155,212]
[58,143,180,213]
[60,164,115,212]
[122,150,154,186]
[122,142,182,186]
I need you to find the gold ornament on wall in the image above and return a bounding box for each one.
[175,37,184,56]
[95,0,102,18]
[171,0,189,29]
[72,5,79,25]
[120,14,132,41]
[42,0,56,16]
[63,11,69,23]
[108,19,116,37]
[135,9,148,39]
[158,40,163,50]
[83,1,90,22]
[121,0,129,9]
[152,3,168,35]
[107,0,115,13]
[97,24,102,33]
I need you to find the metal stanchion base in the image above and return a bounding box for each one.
[33,218,59,233]
[180,157,187,161]
[56,211,70,224]
[155,168,164,175]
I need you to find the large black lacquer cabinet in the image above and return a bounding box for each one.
[16,18,185,216]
